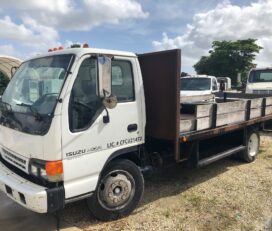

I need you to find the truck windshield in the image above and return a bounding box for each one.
[180,78,211,91]
[0,54,73,135]
[248,70,272,83]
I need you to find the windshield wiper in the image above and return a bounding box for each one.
[16,103,43,121]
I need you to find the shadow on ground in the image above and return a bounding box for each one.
[60,157,245,229]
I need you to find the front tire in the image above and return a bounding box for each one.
[87,159,144,221]
[239,130,260,163]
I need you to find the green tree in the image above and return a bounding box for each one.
[193,39,262,85]
[0,72,9,95]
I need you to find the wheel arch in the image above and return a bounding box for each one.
[104,146,142,167]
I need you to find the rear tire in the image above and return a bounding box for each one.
[87,159,144,221]
[239,130,260,163]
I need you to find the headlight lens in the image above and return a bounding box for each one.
[30,165,39,177]
[29,159,63,182]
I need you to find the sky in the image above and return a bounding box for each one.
[0,0,272,73]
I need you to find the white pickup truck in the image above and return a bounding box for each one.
[246,67,272,94]
[180,75,219,96]
[0,47,272,221]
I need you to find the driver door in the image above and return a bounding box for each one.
[60,55,144,198]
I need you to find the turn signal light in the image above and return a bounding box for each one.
[45,161,63,176]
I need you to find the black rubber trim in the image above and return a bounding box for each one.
[104,146,139,166]
[46,186,65,213]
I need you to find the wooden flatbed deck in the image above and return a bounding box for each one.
[180,94,272,142]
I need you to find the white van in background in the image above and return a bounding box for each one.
[217,77,231,91]
[246,68,272,94]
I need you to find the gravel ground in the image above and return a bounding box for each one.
[61,134,272,231]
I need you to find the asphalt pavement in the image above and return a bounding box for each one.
[0,192,81,231]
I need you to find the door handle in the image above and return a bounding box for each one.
[127,124,138,132]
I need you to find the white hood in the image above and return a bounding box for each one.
[247,82,272,90]
[180,90,212,96]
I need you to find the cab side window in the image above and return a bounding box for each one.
[112,60,134,102]
[69,58,102,131]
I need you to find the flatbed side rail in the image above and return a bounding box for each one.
[180,114,272,142]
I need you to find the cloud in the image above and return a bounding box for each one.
[0,0,73,14]
[0,44,19,57]
[0,0,148,31]
[0,0,148,59]
[153,0,272,72]
[0,16,59,50]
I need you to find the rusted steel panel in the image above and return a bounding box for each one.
[138,49,181,160]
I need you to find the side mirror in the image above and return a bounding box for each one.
[97,56,117,111]
[98,56,112,98]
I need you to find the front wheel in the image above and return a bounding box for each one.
[239,130,260,163]
[87,159,144,221]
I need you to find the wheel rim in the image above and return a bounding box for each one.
[248,133,259,157]
[97,170,135,211]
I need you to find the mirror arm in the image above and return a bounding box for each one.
[102,90,110,124]
[103,107,110,124]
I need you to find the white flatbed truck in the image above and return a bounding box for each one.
[0,48,272,221]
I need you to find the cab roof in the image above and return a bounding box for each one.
[26,48,137,62]
[251,67,272,71]
[181,75,216,79]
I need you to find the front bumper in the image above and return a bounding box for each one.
[0,161,64,213]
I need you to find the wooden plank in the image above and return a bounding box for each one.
[180,119,195,132]
[196,104,213,118]
[250,98,263,108]
[180,94,214,103]
[217,101,246,115]
[265,106,272,115]
[250,108,262,119]
[217,111,246,126]
[197,117,212,130]
[266,97,272,106]
[180,114,195,120]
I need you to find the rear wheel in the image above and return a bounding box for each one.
[87,159,144,221]
[239,130,260,163]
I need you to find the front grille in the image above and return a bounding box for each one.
[1,148,28,172]
[253,90,272,94]
[0,155,59,188]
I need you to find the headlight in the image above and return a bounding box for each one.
[29,159,63,182]
[30,165,39,177]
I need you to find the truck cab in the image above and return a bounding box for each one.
[180,75,219,96]
[0,47,145,219]
[246,68,272,94]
